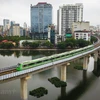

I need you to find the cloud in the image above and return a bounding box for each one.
[0,0,100,26]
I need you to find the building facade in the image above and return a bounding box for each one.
[23,22,28,36]
[74,30,91,41]
[12,24,20,36]
[20,27,24,36]
[0,25,3,35]
[72,21,90,33]
[31,2,52,39]
[10,21,15,26]
[57,3,83,37]
[48,25,56,44]
[3,19,10,32]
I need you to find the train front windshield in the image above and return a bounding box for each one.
[17,63,20,67]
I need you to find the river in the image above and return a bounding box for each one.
[0,50,100,100]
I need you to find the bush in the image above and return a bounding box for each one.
[42,41,53,48]
[30,42,39,48]
[0,42,14,49]
[74,65,83,70]
[29,87,48,98]
[57,42,66,49]
[48,77,67,88]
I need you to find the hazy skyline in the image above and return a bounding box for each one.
[0,0,100,27]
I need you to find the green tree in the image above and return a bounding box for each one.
[29,42,39,48]
[42,41,53,48]
[76,39,91,47]
[91,36,98,43]
[57,42,66,49]
[22,41,30,47]
[65,38,77,48]
[0,42,14,49]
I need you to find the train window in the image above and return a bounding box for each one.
[44,59,51,61]
[23,65,27,67]
[28,63,35,66]
[34,61,43,65]
[35,61,42,64]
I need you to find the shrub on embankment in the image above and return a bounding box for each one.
[48,77,67,87]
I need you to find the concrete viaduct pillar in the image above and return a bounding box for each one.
[83,56,88,70]
[20,76,31,100]
[61,64,67,82]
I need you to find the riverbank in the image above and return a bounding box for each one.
[0,48,75,51]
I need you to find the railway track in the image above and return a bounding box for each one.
[0,69,17,76]
[0,65,17,76]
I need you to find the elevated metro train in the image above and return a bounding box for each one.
[16,45,94,71]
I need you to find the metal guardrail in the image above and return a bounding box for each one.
[0,45,100,81]
[0,65,17,72]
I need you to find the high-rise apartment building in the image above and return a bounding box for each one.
[23,22,28,36]
[12,24,20,36]
[31,2,52,38]
[23,22,27,29]
[3,19,10,32]
[57,3,83,36]
[10,21,15,26]
[0,25,3,34]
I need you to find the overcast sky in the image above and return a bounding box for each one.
[0,0,100,27]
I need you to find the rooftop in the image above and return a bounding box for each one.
[74,30,91,32]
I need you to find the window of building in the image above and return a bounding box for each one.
[84,38,86,40]
[76,35,78,37]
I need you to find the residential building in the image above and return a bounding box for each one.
[65,28,72,38]
[8,21,15,36]
[20,27,24,36]
[23,22,28,36]
[72,21,90,33]
[10,21,15,26]
[55,34,63,44]
[48,25,56,44]
[74,30,91,41]
[0,25,3,34]
[23,22,27,29]
[97,25,100,32]
[57,3,83,38]
[8,27,13,36]
[3,19,10,32]
[9,25,24,36]
[12,24,20,36]
[31,2,52,39]
[90,26,100,32]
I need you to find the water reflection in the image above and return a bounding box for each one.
[57,69,96,100]
[87,57,94,72]
[93,58,100,77]
[61,87,66,96]
[82,70,87,84]
[0,50,14,56]
[57,56,100,100]
[0,50,65,58]
[0,51,100,100]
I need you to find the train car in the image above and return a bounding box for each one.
[16,45,94,71]
[16,57,48,71]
